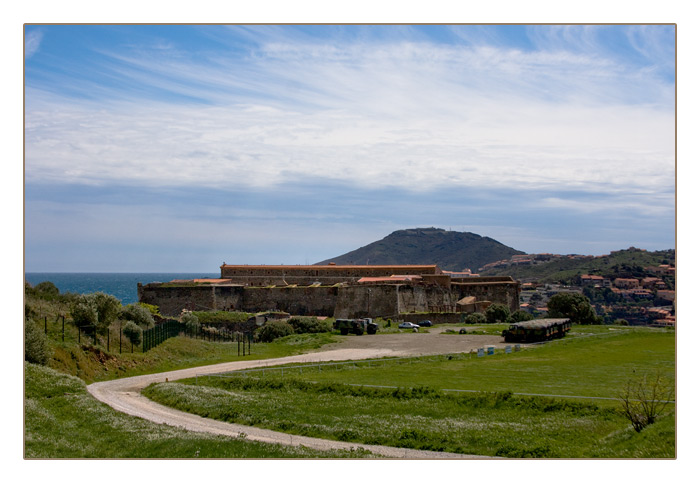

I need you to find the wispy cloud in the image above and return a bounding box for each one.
[23,25,676,268]
[25,26,674,196]
[24,29,43,59]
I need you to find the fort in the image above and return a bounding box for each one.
[138,263,520,320]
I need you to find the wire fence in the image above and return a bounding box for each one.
[35,314,254,354]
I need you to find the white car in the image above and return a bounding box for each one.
[398,322,420,329]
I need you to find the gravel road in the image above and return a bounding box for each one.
[87,332,506,459]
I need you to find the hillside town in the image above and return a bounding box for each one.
[481,252,676,326]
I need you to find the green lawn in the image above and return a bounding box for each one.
[143,327,675,458]
[268,327,674,401]
[24,362,372,458]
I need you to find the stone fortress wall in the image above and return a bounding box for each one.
[138,264,520,318]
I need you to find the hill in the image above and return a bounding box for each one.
[316,227,525,272]
[479,247,675,286]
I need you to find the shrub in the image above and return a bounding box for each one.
[138,302,160,316]
[485,303,510,324]
[122,303,155,329]
[25,318,50,365]
[181,312,200,333]
[34,281,60,297]
[509,310,534,323]
[288,317,332,334]
[122,321,143,347]
[255,320,294,342]
[464,313,487,324]
[619,372,675,432]
[72,292,122,333]
[71,295,98,327]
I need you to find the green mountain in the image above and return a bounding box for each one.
[316,227,525,272]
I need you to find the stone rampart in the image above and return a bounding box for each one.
[137,283,244,316]
[138,277,520,318]
[240,286,339,316]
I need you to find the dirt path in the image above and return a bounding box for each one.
[87,334,505,459]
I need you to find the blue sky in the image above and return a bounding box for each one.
[24,24,676,272]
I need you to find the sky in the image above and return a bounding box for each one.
[23,23,676,272]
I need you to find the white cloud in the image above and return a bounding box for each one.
[25,28,675,202]
[24,29,43,58]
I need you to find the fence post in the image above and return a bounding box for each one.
[45,317,47,335]
[120,325,122,354]
[107,330,110,352]
[62,316,65,342]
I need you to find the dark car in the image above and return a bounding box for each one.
[418,320,433,327]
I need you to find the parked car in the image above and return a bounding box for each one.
[418,320,433,327]
[398,322,420,329]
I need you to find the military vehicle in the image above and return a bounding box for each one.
[334,318,378,335]
[502,318,571,343]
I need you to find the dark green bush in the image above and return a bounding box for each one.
[255,320,294,342]
[509,310,534,323]
[464,313,487,324]
[485,303,510,324]
[34,281,60,297]
[25,318,50,365]
[288,317,332,334]
[122,303,155,329]
[122,321,143,346]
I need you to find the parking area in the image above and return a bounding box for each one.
[324,331,509,357]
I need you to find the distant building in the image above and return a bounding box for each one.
[614,278,640,289]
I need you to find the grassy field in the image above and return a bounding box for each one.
[24,362,372,458]
[48,331,338,383]
[142,327,676,458]
[273,327,675,400]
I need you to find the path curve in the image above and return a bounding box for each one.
[87,345,495,459]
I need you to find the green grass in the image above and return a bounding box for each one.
[276,327,674,400]
[24,362,372,458]
[142,327,675,458]
[49,332,338,383]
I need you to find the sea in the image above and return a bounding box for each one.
[24,273,219,305]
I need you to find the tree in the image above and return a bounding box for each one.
[71,295,98,327]
[71,293,122,333]
[92,292,122,332]
[122,303,155,329]
[547,292,599,325]
[619,372,675,432]
[122,321,142,350]
[485,303,511,324]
